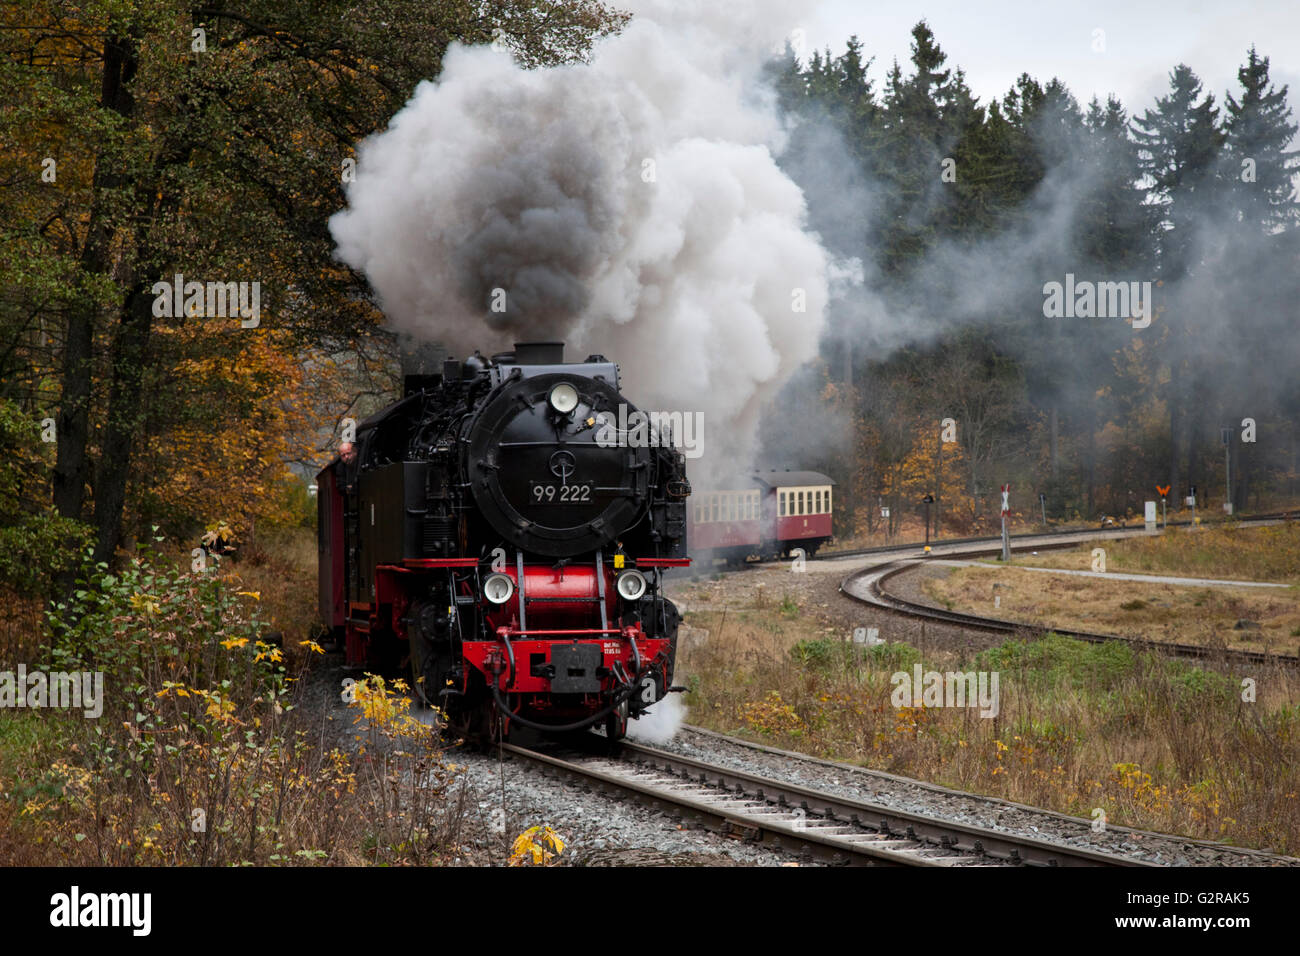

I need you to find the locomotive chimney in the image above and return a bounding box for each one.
[513,341,564,365]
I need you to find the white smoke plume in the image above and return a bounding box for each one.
[329,1,838,477]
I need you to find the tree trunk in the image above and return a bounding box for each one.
[1168,365,1182,495]
[1085,400,1096,518]
[1049,403,1059,478]
[52,34,138,596]
[92,284,155,564]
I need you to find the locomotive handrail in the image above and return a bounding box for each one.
[495,627,624,636]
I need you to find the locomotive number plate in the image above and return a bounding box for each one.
[530,482,593,504]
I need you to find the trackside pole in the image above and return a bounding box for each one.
[1000,484,1011,562]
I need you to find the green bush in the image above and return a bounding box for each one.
[975,633,1135,692]
[791,638,921,673]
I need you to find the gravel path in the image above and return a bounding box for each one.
[931,560,1291,589]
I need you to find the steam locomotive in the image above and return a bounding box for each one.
[317,342,690,743]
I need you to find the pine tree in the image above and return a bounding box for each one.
[1131,64,1226,497]
[1132,64,1226,281]
[1222,46,1300,235]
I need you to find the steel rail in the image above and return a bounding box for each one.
[498,740,1150,867]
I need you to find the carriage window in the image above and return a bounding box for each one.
[779,492,786,516]
[796,491,803,515]
[825,489,832,512]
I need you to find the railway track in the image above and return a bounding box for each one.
[499,738,1152,867]
[838,519,1300,669]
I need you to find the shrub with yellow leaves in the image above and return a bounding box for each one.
[509,825,567,866]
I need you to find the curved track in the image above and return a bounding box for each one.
[838,519,1300,669]
[500,739,1153,867]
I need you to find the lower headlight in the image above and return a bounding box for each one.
[483,573,515,605]
[616,569,647,601]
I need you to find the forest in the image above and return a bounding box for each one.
[2,6,1298,596]
[758,24,1300,538]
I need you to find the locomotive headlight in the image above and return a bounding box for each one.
[483,573,515,605]
[548,382,579,414]
[616,569,647,602]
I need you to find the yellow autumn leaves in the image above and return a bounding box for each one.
[509,825,566,866]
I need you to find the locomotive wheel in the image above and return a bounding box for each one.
[464,698,507,752]
[604,699,628,745]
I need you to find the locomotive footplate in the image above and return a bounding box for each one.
[548,642,603,693]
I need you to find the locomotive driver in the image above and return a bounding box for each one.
[337,441,358,492]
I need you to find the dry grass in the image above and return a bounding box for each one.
[999,521,1300,583]
[924,566,1300,655]
[678,588,1300,854]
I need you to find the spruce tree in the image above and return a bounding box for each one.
[1222,46,1300,235]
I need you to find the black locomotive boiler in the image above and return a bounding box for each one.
[317,341,691,741]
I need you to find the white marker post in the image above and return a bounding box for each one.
[1222,427,1232,515]
[1000,484,1011,562]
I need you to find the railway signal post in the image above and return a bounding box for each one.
[1222,427,1233,514]
[1000,484,1010,562]
[1156,484,1170,529]
[922,493,934,551]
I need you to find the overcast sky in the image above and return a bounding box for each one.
[796,0,1300,124]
